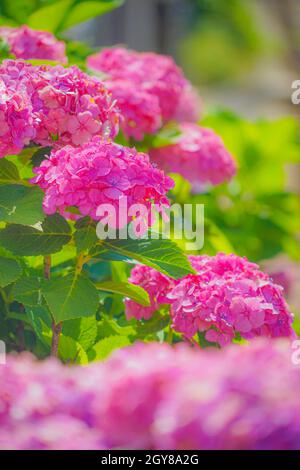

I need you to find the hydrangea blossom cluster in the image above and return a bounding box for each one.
[87,47,190,140]
[0,25,67,63]
[31,138,174,223]
[0,60,119,157]
[174,84,202,123]
[0,77,35,157]
[150,123,237,191]
[125,265,176,320]
[125,253,295,346]
[1,339,300,450]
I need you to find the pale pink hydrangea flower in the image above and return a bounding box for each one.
[150,123,237,191]
[87,47,188,139]
[125,253,295,345]
[174,84,202,123]
[0,25,67,63]
[2,340,300,449]
[0,60,119,156]
[31,137,174,224]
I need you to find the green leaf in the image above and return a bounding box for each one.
[87,335,131,362]
[27,0,125,33]
[58,0,125,32]
[0,184,44,224]
[58,335,88,364]
[42,272,99,323]
[62,316,97,350]
[150,123,182,148]
[0,256,22,287]
[0,159,21,185]
[0,214,71,256]
[74,223,98,254]
[31,147,52,167]
[96,280,150,306]
[96,317,136,340]
[136,311,170,337]
[12,276,42,306]
[25,305,52,347]
[92,236,195,279]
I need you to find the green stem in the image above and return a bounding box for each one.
[43,255,61,357]
[0,288,10,316]
[167,326,174,344]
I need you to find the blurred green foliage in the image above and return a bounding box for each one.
[181,0,264,84]
[185,109,300,262]
[0,0,124,33]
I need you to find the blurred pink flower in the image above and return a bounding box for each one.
[150,123,236,191]
[87,47,190,139]
[1,339,300,449]
[0,25,67,63]
[174,84,202,123]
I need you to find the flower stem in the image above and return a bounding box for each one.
[167,326,174,344]
[43,255,61,357]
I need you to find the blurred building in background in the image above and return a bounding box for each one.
[69,0,300,119]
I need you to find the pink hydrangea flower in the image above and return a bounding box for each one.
[107,79,162,141]
[170,254,295,345]
[1,340,300,450]
[0,25,67,63]
[0,60,119,156]
[174,84,202,123]
[87,47,188,139]
[125,265,176,320]
[31,137,174,224]
[0,83,35,157]
[125,253,295,345]
[150,123,237,191]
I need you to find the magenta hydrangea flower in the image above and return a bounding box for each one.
[150,123,237,191]
[1,339,300,450]
[31,137,174,224]
[0,25,67,63]
[0,81,35,157]
[125,265,176,320]
[125,253,295,345]
[107,79,162,141]
[0,60,119,156]
[171,254,295,345]
[87,47,188,139]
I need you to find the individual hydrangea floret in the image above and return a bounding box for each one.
[31,137,174,224]
[125,253,295,345]
[150,123,237,191]
[0,25,67,63]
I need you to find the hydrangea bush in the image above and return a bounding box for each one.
[0,5,299,451]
